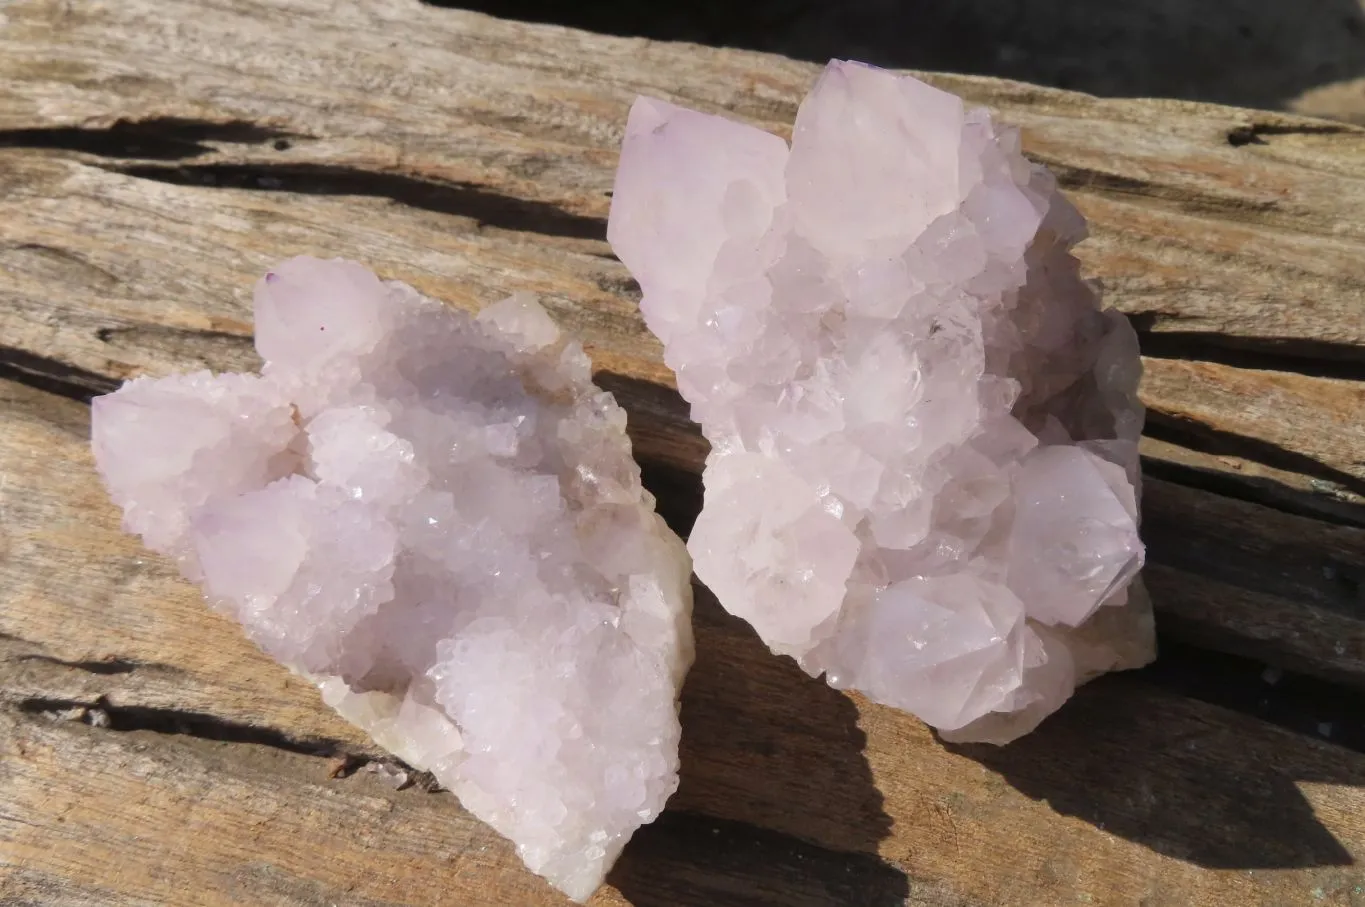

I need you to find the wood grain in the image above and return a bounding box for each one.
[1142,358,1365,496]
[2,0,1364,905]
[5,379,1365,907]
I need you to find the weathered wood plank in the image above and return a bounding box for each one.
[9,628,1365,907]
[4,277,1363,697]
[3,0,1364,500]
[1140,435,1365,528]
[1,706,917,907]
[1142,358,1365,496]
[0,379,377,753]
[4,0,1365,904]
[1142,477,1365,686]
[4,374,1365,906]
[3,0,1363,357]
[0,708,571,906]
[2,152,1363,682]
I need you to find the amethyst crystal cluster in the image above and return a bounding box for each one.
[92,258,693,900]
[608,60,1152,745]
[91,61,1151,900]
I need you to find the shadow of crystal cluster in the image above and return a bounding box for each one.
[608,60,1155,744]
[89,257,694,902]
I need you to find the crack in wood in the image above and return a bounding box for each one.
[0,117,301,161]
[1139,330,1365,381]
[1140,637,1365,755]
[1032,155,1283,218]
[15,694,360,760]
[0,346,119,403]
[99,161,608,241]
[1145,410,1365,499]
[1227,122,1363,147]
[13,654,169,676]
[1141,455,1365,529]
[95,324,253,346]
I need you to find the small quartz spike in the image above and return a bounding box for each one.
[607,60,1154,744]
[91,257,694,900]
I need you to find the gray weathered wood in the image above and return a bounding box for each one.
[2,1,1364,904]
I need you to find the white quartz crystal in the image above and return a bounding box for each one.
[91,257,694,900]
[608,60,1154,744]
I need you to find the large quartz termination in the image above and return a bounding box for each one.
[90,257,694,900]
[608,60,1153,744]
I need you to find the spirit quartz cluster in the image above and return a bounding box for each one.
[90,57,1157,902]
[91,258,693,901]
[608,60,1155,744]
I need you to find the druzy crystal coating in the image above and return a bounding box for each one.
[608,60,1154,743]
[91,257,694,900]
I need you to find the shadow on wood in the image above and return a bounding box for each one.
[623,434,910,903]
[609,591,911,904]
[618,368,1363,882]
[1145,411,1365,501]
[944,671,1362,870]
[114,160,608,242]
[0,118,297,160]
[610,811,909,907]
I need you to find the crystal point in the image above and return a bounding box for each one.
[608,61,1153,743]
[92,257,694,900]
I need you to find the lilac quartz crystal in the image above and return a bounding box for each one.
[90,257,694,901]
[608,60,1154,744]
